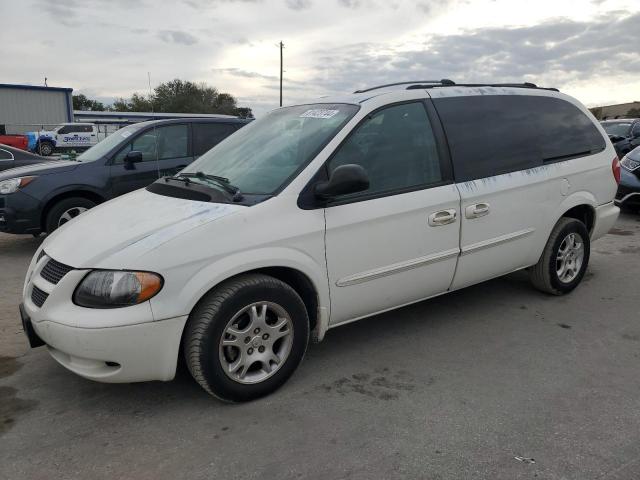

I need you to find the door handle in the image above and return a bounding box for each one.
[428,209,457,226]
[465,203,490,219]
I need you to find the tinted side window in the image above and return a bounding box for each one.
[113,124,189,164]
[328,102,442,197]
[433,95,606,182]
[0,149,13,160]
[632,123,640,137]
[193,123,238,156]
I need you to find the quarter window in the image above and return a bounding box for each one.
[434,95,606,182]
[113,124,189,164]
[327,102,442,197]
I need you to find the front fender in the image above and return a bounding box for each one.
[151,247,331,340]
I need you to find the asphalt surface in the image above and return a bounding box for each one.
[1,213,639,480]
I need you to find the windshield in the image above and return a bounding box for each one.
[181,103,359,195]
[601,122,632,137]
[77,124,143,162]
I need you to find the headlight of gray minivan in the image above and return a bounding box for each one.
[73,270,163,308]
[0,176,36,194]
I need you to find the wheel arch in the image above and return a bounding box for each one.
[41,188,106,230]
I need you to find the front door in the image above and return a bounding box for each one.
[109,123,192,197]
[323,101,460,325]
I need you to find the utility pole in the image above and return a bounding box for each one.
[279,41,284,107]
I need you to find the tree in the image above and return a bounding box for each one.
[110,79,252,117]
[73,94,105,111]
[627,107,640,118]
[589,107,603,120]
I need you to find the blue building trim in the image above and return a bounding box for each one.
[0,83,73,93]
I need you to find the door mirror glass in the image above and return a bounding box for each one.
[314,164,369,198]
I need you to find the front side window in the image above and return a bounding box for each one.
[182,104,358,195]
[327,102,442,197]
[113,124,189,164]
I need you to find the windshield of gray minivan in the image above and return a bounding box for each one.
[181,103,358,195]
[77,124,143,162]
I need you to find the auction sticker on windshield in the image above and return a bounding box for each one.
[300,109,339,119]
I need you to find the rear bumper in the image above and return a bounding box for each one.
[31,316,188,383]
[592,201,619,241]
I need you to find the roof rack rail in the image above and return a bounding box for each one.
[353,79,455,94]
[406,81,559,92]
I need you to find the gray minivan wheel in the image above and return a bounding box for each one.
[45,197,96,233]
[183,273,309,402]
[529,217,590,295]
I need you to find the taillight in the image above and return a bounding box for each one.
[612,156,621,184]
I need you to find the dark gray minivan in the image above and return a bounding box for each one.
[0,118,250,235]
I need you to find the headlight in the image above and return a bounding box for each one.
[0,176,36,194]
[73,270,163,308]
[621,155,640,171]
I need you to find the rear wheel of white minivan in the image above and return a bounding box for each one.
[183,273,309,402]
[529,217,590,295]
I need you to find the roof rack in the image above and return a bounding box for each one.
[353,79,455,94]
[406,81,559,92]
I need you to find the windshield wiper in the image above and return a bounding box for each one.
[172,171,243,201]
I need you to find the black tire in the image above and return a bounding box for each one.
[38,141,54,156]
[529,217,590,295]
[45,197,96,233]
[183,273,309,402]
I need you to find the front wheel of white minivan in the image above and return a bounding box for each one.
[529,217,590,295]
[183,273,309,402]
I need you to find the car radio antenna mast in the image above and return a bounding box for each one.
[147,72,161,179]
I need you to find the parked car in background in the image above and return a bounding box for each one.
[19,81,619,402]
[0,134,29,151]
[0,145,52,172]
[0,117,250,234]
[615,145,640,210]
[29,123,109,156]
[600,119,640,158]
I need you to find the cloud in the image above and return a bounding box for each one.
[214,68,279,81]
[158,30,199,46]
[302,11,640,95]
[286,0,313,9]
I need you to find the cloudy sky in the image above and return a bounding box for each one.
[1,0,639,116]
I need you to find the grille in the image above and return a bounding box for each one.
[40,257,74,284]
[31,285,49,308]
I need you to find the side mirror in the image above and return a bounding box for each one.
[314,164,369,199]
[124,150,143,169]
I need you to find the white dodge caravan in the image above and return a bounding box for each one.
[20,80,620,402]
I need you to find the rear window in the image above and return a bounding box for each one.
[192,123,238,157]
[433,95,606,182]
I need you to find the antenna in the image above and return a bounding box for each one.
[279,41,284,107]
[148,72,161,179]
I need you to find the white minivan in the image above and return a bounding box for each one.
[20,80,620,402]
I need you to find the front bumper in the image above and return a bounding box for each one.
[31,315,187,383]
[615,169,640,207]
[22,252,188,383]
[0,190,42,234]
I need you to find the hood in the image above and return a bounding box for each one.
[0,160,78,180]
[43,188,244,268]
